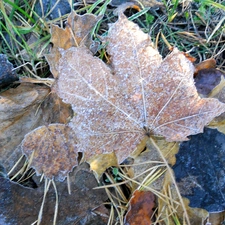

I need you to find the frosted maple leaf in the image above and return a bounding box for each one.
[52,15,225,163]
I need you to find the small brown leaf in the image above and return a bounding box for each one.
[124,190,155,225]
[46,11,101,78]
[21,124,79,181]
[50,11,101,49]
[194,58,216,76]
[89,152,118,178]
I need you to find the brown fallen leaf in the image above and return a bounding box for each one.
[157,170,208,224]
[41,91,73,124]
[207,210,225,225]
[194,58,216,76]
[51,14,225,164]
[0,84,50,171]
[193,68,225,133]
[88,152,119,179]
[206,75,225,133]
[0,83,73,173]
[132,137,179,192]
[124,190,155,225]
[0,163,109,225]
[46,11,101,79]
[21,124,78,181]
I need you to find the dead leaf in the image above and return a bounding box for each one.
[21,124,78,181]
[158,169,208,224]
[0,163,109,225]
[88,152,118,179]
[206,75,225,133]
[194,58,216,76]
[0,84,50,171]
[50,11,101,50]
[0,54,18,88]
[106,15,225,141]
[41,91,73,124]
[132,137,179,191]
[207,210,225,225]
[193,69,225,133]
[52,14,225,164]
[46,11,101,78]
[124,190,155,225]
[177,197,208,225]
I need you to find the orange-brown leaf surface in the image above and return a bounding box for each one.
[22,124,78,181]
[46,11,101,78]
[49,14,225,164]
[124,190,155,225]
[50,11,101,49]
[194,58,216,76]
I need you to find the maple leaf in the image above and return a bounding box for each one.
[51,14,225,164]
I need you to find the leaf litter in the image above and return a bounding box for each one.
[2,10,225,225]
[51,14,225,166]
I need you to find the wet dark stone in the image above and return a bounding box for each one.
[34,0,71,20]
[173,127,225,212]
[0,54,18,88]
[194,69,224,97]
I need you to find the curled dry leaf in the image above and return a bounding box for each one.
[21,124,78,181]
[46,11,101,78]
[53,14,225,164]
[50,11,101,50]
[194,58,216,76]
[124,190,155,225]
